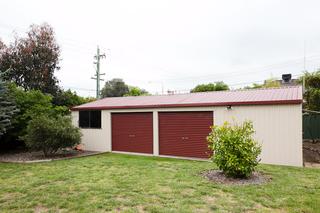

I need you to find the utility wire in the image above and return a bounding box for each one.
[149,73,305,95]
[154,55,320,83]
[62,86,96,91]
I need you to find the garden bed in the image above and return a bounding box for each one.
[303,140,320,163]
[0,149,101,163]
[201,170,271,185]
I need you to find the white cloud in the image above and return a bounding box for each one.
[1,0,320,96]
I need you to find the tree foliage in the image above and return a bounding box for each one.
[125,86,149,96]
[23,115,81,157]
[52,89,94,109]
[264,78,281,88]
[243,83,263,89]
[100,78,129,98]
[207,120,261,178]
[0,39,6,55]
[191,81,229,93]
[0,72,18,136]
[0,23,60,95]
[244,77,280,89]
[299,71,320,111]
[100,79,149,98]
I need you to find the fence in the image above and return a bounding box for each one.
[303,113,320,140]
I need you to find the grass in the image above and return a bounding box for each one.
[0,153,319,213]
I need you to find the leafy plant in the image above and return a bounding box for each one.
[207,120,261,178]
[299,71,320,111]
[23,115,82,156]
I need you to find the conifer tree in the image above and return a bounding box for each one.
[0,71,18,136]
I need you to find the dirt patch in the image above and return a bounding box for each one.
[204,195,216,204]
[158,186,172,193]
[136,205,146,213]
[303,141,320,163]
[0,149,101,163]
[1,192,22,201]
[181,188,195,196]
[201,170,271,185]
[34,205,48,213]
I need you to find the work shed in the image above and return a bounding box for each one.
[71,86,303,166]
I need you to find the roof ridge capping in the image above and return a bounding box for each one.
[185,85,302,94]
[72,85,302,110]
[123,85,302,97]
[104,85,303,98]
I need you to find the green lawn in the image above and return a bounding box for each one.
[0,153,319,213]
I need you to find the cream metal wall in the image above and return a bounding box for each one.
[71,111,111,152]
[72,104,302,167]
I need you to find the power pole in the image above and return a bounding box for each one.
[91,46,106,99]
[303,40,306,71]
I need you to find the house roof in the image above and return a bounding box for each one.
[72,86,303,110]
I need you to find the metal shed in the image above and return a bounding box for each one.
[71,86,303,166]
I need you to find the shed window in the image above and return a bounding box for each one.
[79,110,101,128]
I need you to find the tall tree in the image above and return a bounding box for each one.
[0,71,18,136]
[190,81,229,93]
[100,78,129,98]
[0,23,60,94]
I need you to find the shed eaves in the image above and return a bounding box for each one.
[72,86,303,110]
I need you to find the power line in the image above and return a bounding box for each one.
[62,86,95,91]
[150,73,305,95]
[64,72,305,96]
[154,55,320,83]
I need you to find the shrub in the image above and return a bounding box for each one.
[207,120,261,178]
[1,84,57,145]
[23,115,82,156]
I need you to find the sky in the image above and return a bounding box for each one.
[1,0,320,96]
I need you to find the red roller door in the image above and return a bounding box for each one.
[159,111,213,158]
[112,112,153,154]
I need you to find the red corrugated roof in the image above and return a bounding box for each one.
[72,86,303,110]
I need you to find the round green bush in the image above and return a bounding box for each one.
[23,115,82,156]
[207,120,261,178]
